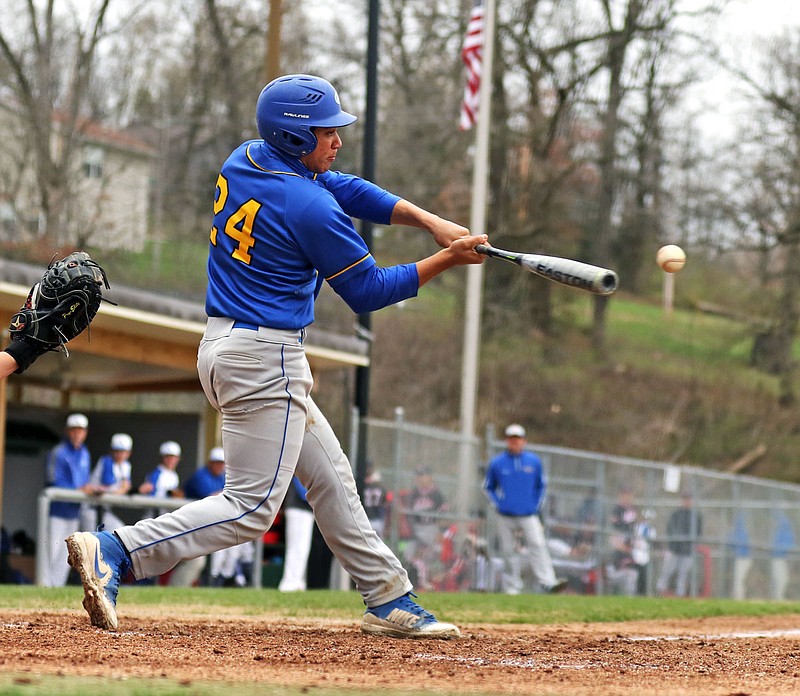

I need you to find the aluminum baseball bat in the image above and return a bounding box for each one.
[475,244,619,296]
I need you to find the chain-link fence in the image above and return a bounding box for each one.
[361,411,800,600]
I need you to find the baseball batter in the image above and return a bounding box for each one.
[67,73,486,638]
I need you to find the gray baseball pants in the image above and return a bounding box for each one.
[116,317,412,607]
[496,512,558,591]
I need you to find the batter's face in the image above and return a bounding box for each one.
[300,127,342,173]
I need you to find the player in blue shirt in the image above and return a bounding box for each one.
[484,424,566,595]
[45,413,98,586]
[183,449,226,500]
[169,446,234,587]
[68,73,486,637]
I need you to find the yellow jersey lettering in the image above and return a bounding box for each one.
[213,174,228,215]
[225,199,261,265]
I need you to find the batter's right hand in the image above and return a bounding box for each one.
[449,234,488,264]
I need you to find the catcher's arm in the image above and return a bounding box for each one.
[4,251,110,374]
[0,350,20,378]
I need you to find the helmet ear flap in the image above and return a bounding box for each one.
[280,128,315,155]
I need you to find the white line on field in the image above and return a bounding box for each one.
[626,628,800,642]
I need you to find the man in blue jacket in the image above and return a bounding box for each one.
[484,424,566,594]
[45,413,98,586]
[67,73,484,637]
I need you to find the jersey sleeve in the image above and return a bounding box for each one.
[291,188,420,313]
[483,460,500,506]
[321,171,400,224]
[531,458,546,513]
[329,263,419,314]
[144,469,159,496]
[49,451,72,487]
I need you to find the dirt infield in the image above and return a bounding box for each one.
[1,609,799,694]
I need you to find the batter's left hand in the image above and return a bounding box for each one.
[428,217,470,248]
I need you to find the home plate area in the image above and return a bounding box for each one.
[0,610,799,695]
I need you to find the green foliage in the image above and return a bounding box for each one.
[92,239,209,300]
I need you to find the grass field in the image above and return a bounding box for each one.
[6,584,800,624]
[3,586,800,695]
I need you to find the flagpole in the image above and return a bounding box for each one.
[457,0,495,523]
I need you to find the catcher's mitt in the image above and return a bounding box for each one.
[5,251,111,373]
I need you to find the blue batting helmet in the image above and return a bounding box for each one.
[256,74,357,157]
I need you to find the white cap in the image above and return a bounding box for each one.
[159,441,181,457]
[65,413,89,429]
[504,423,526,438]
[110,433,133,451]
[208,447,225,463]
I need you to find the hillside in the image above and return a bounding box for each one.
[12,239,797,482]
[367,276,800,484]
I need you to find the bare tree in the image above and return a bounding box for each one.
[733,30,800,404]
[486,0,607,339]
[0,0,115,243]
[589,0,672,351]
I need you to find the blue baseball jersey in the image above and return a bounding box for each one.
[205,140,419,329]
[142,466,179,498]
[46,441,92,519]
[484,450,547,517]
[184,467,225,500]
[90,454,132,490]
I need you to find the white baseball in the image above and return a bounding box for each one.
[656,245,686,273]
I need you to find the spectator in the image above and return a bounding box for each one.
[632,509,657,595]
[87,433,133,532]
[729,512,752,601]
[605,487,638,596]
[572,493,599,557]
[403,466,448,590]
[483,424,567,595]
[656,491,703,597]
[138,441,184,517]
[771,511,795,601]
[44,413,98,586]
[362,466,390,538]
[183,447,253,588]
[278,477,314,592]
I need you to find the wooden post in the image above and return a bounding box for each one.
[265,0,282,83]
[663,271,674,316]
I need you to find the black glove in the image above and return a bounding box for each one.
[5,251,110,373]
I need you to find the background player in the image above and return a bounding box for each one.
[484,424,567,594]
[87,433,134,532]
[67,73,485,638]
[44,413,98,587]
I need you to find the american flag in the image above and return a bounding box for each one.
[459,0,485,131]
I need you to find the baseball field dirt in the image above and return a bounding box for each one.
[1,609,799,694]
